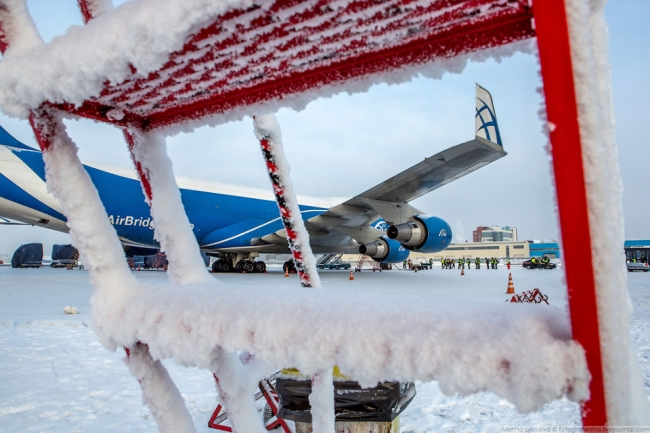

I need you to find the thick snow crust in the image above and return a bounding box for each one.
[3,0,632,429]
[564,0,650,424]
[309,369,335,433]
[0,0,42,58]
[29,108,589,432]
[0,0,535,130]
[126,128,212,285]
[0,0,255,118]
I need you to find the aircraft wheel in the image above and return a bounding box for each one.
[221,261,232,272]
[244,261,256,273]
[255,261,266,273]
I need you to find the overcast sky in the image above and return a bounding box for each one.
[0,0,647,256]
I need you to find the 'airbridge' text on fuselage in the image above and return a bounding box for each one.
[108,215,195,230]
[108,215,155,229]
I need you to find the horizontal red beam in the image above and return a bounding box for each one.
[147,8,534,130]
[49,0,533,131]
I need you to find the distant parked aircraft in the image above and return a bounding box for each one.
[0,85,506,272]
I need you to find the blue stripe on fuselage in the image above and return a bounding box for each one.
[84,166,327,248]
[0,126,36,151]
[6,146,327,249]
[0,172,66,221]
[9,148,48,181]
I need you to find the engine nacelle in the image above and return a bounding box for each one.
[358,236,410,263]
[386,215,452,253]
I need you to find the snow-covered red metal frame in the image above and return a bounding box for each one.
[0,0,610,428]
[55,0,535,131]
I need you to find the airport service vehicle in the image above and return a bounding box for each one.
[407,261,431,270]
[523,259,557,270]
[626,262,649,272]
[317,259,351,270]
[0,86,506,271]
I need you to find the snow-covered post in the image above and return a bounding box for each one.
[76,0,113,24]
[29,108,197,433]
[123,127,211,285]
[254,114,335,429]
[124,126,267,431]
[0,0,43,56]
[534,0,650,426]
[125,344,197,433]
[253,114,321,288]
[209,350,269,433]
[309,369,335,433]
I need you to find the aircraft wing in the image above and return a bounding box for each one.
[0,216,29,225]
[303,136,506,244]
[260,84,507,249]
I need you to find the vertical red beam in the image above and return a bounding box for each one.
[0,4,10,55]
[123,129,153,203]
[77,0,104,24]
[533,0,607,426]
[258,134,314,287]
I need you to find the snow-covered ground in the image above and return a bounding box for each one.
[0,265,648,432]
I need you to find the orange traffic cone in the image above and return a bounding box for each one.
[285,270,289,278]
[506,273,515,294]
[509,295,518,303]
[349,271,354,281]
[138,265,141,271]
[461,267,465,276]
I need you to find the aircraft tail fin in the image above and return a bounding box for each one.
[475,83,502,147]
[0,125,36,150]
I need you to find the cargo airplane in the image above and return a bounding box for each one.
[0,85,506,272]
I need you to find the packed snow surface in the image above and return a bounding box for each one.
[2,266,649,432]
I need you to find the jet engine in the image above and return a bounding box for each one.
[358,236,410,263]
[386,215,452,253]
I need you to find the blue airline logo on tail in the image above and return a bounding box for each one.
[475,98,502,146]
[372,220,388,232]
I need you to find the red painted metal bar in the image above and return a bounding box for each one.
[123,129,154,203]
[47,0,535,131]
[77,0,107,24]
[144,11,534,130]
[77,0,95,24]
[533,0,607,426]
[28,107,57,152]
[0,4,10,55]
[256,124,317,288]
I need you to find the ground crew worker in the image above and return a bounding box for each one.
[403,260,407,269]
[531,257,537,269]
[506,258,511,270]
[458,258,464,269]
[485,257,489,269]
[475,257,481,269]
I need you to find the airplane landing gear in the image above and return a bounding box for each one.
[211,256,266,274]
